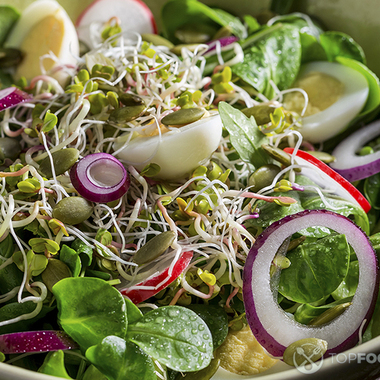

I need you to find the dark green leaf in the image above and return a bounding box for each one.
[125,297,143,324]
[128,306,213,372]
[86,336,156,380]
[82,365,108,380]
[38,350,72,379]
[218,101,269,168]
[270,0,295,15]
[187,304,228,349]
[331,260,359,300]
[60,245,81,277]
[70,238,93,267]
[278,234,350,303]
[53,277,128,350]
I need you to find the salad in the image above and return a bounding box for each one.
[0,0,379,379]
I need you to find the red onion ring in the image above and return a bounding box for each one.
[330,119,380,182]
[203,36,239,55]
[0,87,31,111]
[70,153,130,203]
[243,209,379,358]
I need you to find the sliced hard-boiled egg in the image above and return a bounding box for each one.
[113,114,223,180]
[76,0,157,50]
[283,61,369,143]
[5,0,79,85]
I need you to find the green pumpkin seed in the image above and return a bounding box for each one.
[41,259,72,292]
[262,144,301,172]
[170,44,203,56]
[174,23,216,44]
[141,33,174,48]
[283,338,327,367]
[248,164,281,192]
[161,108,205,126]
[0,137,22,161]
[38,148,79,178]
[306,151,336,164]
[133,231,176,265]
[242,105,277,126]
[309,302,352,326]
[119,93,145,107]
[109,104,146,123]
[0,47,23,68]
[52,197,93,225]
[175,358,220,380]
[212,26,233,40]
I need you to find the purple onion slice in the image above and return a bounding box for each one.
[0,330,78,354]
[0,87,31,111]
[70,153,130,203]
[243,209,379,358]
[330,119,380,182]
[203,36,239,55]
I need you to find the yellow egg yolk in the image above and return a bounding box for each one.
[16,13,65,81]
[283,71,344,116]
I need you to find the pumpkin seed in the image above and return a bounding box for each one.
[174,358,220,380]
[141,33,174,48]
[133,231,176,265]
[174,23,216,44]
[262,144,301,172]
[170,44,202,56]
[309,302,352,326]
[306,151,336,164]
[119,93,145,107]
[38,148,79,178]
[242,105,277,126]
[161,108,205,126]
[248,164,281,192]
[212,26,233,40]
[0,137,22,161]
[283,338,327,367]
[41,259,72,292]
[52,197,93,225]
[109,104,145,123]
[0,47,23,68]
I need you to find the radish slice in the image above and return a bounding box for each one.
[70,153,130,203]
[0,330,78,354]
[243,209,379,358]
[0,87,31,111]
[76,0,157,49]
[284,147,371,213]
[330,119,380,182]
[120,251,193,304]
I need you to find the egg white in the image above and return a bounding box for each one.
[289,61,369,143]
[113,114,223,180]
[5,0,79,85]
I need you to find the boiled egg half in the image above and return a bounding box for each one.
[283,61,369,143]
[5,0,79,86]
[113,114,223,180]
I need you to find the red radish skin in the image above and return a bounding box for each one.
[121,251,193,304]
[284,147,371,213]
[243,209,379,358]
[0,330,78,354]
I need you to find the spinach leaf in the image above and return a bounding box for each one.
[299,33,327,63]
[60,245,81,277]
[0,6,19,47]
[218,101,269,168]
[278,234,350,303]
[232,24,301,99]
[38,350,72,379]
[127,306,213,372]
[320,31,366,64]
[364,173,380,210]
[82,365,108,380]
[125,297,143,324]
[86,336,156,380]
[294,297,353,324]
[161,0,246,43]
[187,304,228,349]
[53,277,128,350]
[331,260,359,300]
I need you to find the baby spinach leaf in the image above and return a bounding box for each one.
[278,234,350,303]
[187,304,228,349]
[331,260,359,300]
[125,297,143,324]
[86,336,156,380]
[53,277,128,350]
[127,306,213,372]
[82,365,108,380]
[60,245,81,277]
[299,33,327,63]
[320,31,366,64]
[218,101,269,169]
[294,297,353,324]
[364,173,380,210]
[38,350,72,379]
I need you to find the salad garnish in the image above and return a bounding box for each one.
[0,0,379,378]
